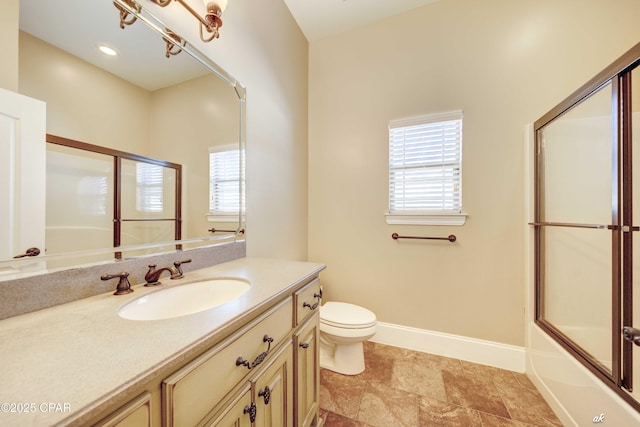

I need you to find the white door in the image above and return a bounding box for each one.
[0,88,46,261]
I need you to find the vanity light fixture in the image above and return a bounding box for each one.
[163,29,187,58]
[150,0,229,43]
[114,0,141,29]
[115,0,228,45]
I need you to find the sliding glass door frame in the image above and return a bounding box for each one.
[46,134,182,258]
[532,42,640,411]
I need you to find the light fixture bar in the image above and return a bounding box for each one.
[150,0,225,42]
[115,0,226,59]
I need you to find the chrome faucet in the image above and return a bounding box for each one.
[144,258,192,286]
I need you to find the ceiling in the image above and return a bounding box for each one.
[18,0,441,91]
[282,0,441,41]
[19,0,208,91]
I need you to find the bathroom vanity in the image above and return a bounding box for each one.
[0,257,324,426]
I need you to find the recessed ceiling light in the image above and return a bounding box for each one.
[97,44,118,56]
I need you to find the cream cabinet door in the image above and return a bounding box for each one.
[0,88,45,262]
[294,315,320,427]
[94,392,151,427]
[253,342,293,427]
[203,386,253,427]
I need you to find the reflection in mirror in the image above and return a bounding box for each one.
[1,0,245,278]
[46,134,183,268]
[46,142,115,257]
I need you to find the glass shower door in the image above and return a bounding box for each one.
[629,66,640,400]
[534,42,640,410]
[536,81,615,375]
[46,143,114,260]
[120,158,178,247]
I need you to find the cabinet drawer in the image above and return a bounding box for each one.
[163,297,293,427]
[294,279,321,326]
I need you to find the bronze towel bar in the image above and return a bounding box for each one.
[528,222,640,231]
[391,233,456,242]
[208,228,246,234]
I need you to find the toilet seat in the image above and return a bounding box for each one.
[320,302,376,329]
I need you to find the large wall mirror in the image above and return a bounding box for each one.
[0,0,245,278]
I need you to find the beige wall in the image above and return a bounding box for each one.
[308,0,640,346]
[19,32,152,154]
[144,0,310,260]
[0,0,19,91]
[151,75,240,240]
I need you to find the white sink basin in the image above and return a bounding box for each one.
[118,278,250,321]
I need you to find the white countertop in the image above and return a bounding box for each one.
[0,257,325,426]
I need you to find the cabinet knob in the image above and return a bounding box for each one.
[299,342,310,349]
[243,402,256,423]
[258,386,271,404]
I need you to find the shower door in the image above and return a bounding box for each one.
[46,134,182,261]
[533,42,640,409]
[536,81,615,375]
[630,65,640,404]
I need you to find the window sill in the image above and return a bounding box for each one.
[206,213,242,223]
[385,212,467,226]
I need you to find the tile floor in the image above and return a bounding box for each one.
[319,341,563,427]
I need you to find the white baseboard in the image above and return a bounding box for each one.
[370,321,526,372]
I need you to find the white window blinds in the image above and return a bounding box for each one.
[136,162,164,213]
[209,146,243,214]
[388,111,462,214]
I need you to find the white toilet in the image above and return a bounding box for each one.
[319,301,377,375]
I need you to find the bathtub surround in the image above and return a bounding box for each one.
[523,126,640,425]
[0,241,245,320]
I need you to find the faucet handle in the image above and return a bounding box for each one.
[101,272,133,295]
[172,258,192,278]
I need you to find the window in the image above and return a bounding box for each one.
[136,162,164,213]
[208,144,244,222]
[386,110,466,225]
[78,176,108,216]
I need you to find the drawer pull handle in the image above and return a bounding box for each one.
[258,386,271,404]
[236,335,274,370]
[299,342,310,349]
[243,402,257,423]
[303,292,322,311]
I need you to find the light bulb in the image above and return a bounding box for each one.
[203,0,228,13]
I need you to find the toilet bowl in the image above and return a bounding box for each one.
[319,301,377,375]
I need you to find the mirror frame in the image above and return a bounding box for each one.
[0,0,246,277]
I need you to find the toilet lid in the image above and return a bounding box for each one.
[320,302,376,328]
